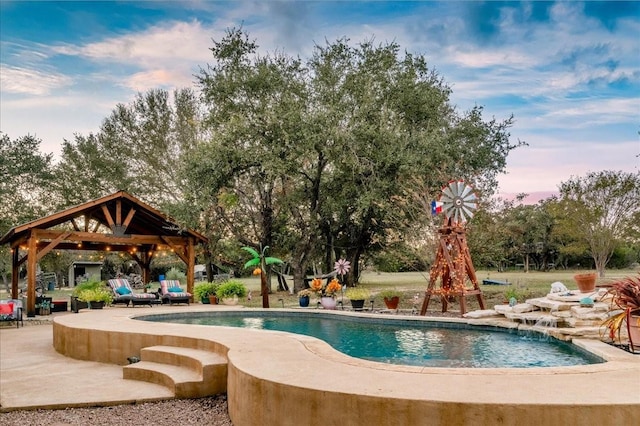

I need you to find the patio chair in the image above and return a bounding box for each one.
[107,279,158,307]
[159,280,191,305]
[0,299,23,328]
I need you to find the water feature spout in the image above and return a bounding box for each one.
[534,316,557,328]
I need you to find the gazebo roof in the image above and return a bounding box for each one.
[2,190,207,316]
[0,190,207,248]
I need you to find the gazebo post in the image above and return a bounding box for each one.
[187,237,195,301]
[27,233,37,317]
[11,246,19,299]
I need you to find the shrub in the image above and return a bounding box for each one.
[603,274,640,342]
[379,289,403,299]
[72,275,103,297]
[504,287,519,301]
[216,280,248,301]
[77,287,113,304]
[345,287,370,300]
[194,282,219,300]
[165,267,186,284]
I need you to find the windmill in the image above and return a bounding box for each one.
[419,180,485,316]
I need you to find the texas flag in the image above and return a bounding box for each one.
[431,200,443,215]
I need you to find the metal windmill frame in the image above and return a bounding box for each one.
[420,180,486,316]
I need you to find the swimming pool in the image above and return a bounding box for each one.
[139,311,604,368]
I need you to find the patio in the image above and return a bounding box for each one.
[2,306,638,425]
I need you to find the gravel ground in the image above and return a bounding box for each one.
[0,395,232,426]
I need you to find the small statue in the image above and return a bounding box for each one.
[550,282,568,293]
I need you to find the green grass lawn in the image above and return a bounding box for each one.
[4,268,635,314]
[239,268,637,313]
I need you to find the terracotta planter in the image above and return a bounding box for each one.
[383,296,400,310]
[208,295,218,305]
[320,297,337,310]
[574,273,597,293]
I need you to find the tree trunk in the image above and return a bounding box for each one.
[260,272,269,308]
[291,263,308,292]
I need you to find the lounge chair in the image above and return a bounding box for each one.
[0,299,23,328]
[159,280,191,305]
[108,279,158,307]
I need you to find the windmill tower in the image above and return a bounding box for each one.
[419,180,485,316]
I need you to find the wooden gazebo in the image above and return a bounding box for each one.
[0,191,208,317]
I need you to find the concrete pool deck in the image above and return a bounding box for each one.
[1,305,639,425]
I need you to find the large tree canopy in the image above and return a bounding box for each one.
[555,170,640,277]
[54,88,204,221]
[192,29,522,289]
[0,133,55,285]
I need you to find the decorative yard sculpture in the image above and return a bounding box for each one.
[420,180,486,316]
[242,245,283,308]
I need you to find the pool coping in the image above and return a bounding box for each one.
[52,306,640,425]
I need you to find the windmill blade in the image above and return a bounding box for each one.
[442,204,455,218]
[437,180,478,223]
[462,192,477,203]
[460,205,474,221]
[460,184,474,199]
[442,183,456,200]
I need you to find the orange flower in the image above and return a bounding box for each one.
[310,278,323,292]
[326,278,342,295]
[253,268,262,275]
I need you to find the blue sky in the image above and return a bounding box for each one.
[1,1,639,200]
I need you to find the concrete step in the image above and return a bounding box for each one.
[123,346,228,398]
[140,345,227,377]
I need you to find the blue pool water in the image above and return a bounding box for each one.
[139,311,604,368]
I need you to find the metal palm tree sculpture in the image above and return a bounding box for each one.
[242,245,283,308]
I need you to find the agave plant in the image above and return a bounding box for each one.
[602,274,640,347]
[242,245,283,308]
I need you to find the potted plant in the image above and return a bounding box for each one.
[37,299,51,316]
[379,289,402,310]
[297,289,313,307]
[345,287,370,311]
[194,282,220,304]
[504,287,519,306]
[602,274,640,352]
[216,280,248,305]
[574,272,597,293]
[71,277,103,313]
[76,287,113,309]
[309,278,342,310]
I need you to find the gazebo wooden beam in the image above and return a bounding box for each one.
[34,229,190,246]
[36,232,71,262]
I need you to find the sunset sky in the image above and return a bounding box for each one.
[1,1,638,200]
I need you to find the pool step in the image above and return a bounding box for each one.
[123,345,228,398]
